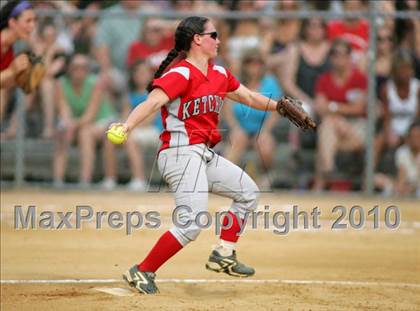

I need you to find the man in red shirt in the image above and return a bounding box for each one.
[126,18,173,69]
[327,0,368,70]
[313,39,367,191]
[327,0,368,52]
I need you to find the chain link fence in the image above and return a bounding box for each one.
[1,1,419,196]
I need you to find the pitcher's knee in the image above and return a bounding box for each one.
[236,182,260,212]
[183,226,202,242]
[170,225,202,246]
[250,179,261,199]
[245,190,260,208]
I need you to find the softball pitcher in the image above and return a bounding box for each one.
[109,16,314,294]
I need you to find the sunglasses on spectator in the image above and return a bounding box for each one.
[377,36,392,42]
[244,57,263,64]
[71,63,89,69]
[308,21,323,28]
[199,31,218,40]
[147,26,162,32]
[331,49,350,57]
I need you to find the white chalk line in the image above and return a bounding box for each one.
[1,279,419,288]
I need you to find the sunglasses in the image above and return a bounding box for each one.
[199,31,218,40]
[71,63,88,69]
[244,58,263,64]
[377,36,392,42]
[147,26,163,32]
[331,49,350,57]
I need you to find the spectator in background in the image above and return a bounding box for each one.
[395,0,420,79]
[280,17,330,153]
[31,0,75,54]
[126,18,173,70]
[375,26,394,97]
[170,0,197,12]
[281,17,330,109]
[378,0,396,31]
[223,50,282,184]
[2,17,69,140]
[0,0,36,90]
[0,0,37,140]
[94,0,144,98]
[394,120,420,197]
[122,60,163,191]
[327,0,368,70]
[32,0,75,14]
[31,21,68,139]
[269,0,302,54]
[226,1,262,75]
[171,0,224,15]
[374,49,419,168]
[53,54,117,189]
[306,0,332,10]
[265,0,302,101]
[71,0,101,57]
[313,39,367,191]
[375,119,420,197]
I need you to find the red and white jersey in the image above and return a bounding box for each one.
[152,59,240,151]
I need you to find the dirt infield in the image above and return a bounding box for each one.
[1,189,419,310]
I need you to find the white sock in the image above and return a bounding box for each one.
[216,240,236,256]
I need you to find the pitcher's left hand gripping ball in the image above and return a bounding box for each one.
[107,124,128,145]
[276,96,317,131]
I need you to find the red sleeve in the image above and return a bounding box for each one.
[315,73,329,96]
[359,20,369,42]
[356,70,368,90]
[152,67,189,100]
[226,68,240,92]
[327,20,342,41]
[0,47,14,71]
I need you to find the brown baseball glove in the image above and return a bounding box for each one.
[15,52,46,94]
[276,96,316,131]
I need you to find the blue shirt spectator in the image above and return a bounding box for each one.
[232,74,282,135]
[128,91,163,131]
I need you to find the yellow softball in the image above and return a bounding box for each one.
[107,124,127,145]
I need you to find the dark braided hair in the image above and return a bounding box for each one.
[147,16,209,92]
[0,0,31,30]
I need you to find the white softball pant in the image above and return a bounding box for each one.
[157,144,260,246]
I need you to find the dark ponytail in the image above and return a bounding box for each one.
[147,48,179,92]
[146,16,208,92]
